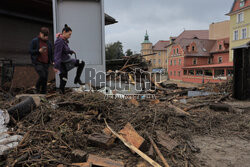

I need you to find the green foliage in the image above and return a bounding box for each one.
[105,41,124,60]
[125,49,133,57]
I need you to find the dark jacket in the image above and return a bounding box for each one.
[54,37,75,71]
[29,37,53,65]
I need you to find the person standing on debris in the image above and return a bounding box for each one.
[29,27,53,94]
[54,24,85,94]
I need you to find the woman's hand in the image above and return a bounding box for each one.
[69,50,76,55]
[53,68,59,74]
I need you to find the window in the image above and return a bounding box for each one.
[218,57,222,64]
[178,71,181,76]
[158,59,161,64]
[184,70,187,75]
[188,70,194,75]
[192,46,195,51]
[179,59,181,65]
[158,52,161,56]
[208,57,213,64]
[196,70,203,76]
[153,59,156,64]
[219,44,222,50]
[214,70,225,77]
[174,60,176,65]
[170,60,172,65]
[177,48,179,54]
[240,0,245,8]
[237,12,244,23]
[227,70,233,76]
[242,28,247,39]
[193,58,197,65]
[234,30,239,40]
[173,49,175,55]
[204,70,213,76]
[174,71,176,76]
[170,71,172,76]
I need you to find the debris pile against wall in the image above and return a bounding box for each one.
[0,79,249,167]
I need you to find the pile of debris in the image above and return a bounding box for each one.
[0,79,249,167]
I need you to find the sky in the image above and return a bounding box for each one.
[104,0,233,53]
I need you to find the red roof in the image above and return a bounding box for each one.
[228,0,250,15]
[183,62,233,69]
[153,40,170,51]
[210,38,230,53]
[175,30,209,43]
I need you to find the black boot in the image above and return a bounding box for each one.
[74,60,85,85]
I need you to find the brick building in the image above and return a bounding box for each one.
[168,30,233,83]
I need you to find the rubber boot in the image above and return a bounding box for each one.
[74,61,85,85]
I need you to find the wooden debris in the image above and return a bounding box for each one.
[71,149,87,163]
[129,99,139,107]
[209,103,234,112]
[137,161,151,167]
[87,133,115,149]
[150,99,160,105]
[168,104,191,116]
[104,120,162,167]
[146,133,170,167]
[119,122,145,153]
[156,130,178,151]
[87,154,124,167]
[72,162,92,167]
[184,103,209,112]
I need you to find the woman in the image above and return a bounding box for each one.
[54,24,85,94]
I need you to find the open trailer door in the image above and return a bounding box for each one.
[53,0,105,87]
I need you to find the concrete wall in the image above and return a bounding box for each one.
[209,20,230,40]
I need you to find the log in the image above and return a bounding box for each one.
[104,120,162,167]
[146,133,170,167]
[7,96,38,120]
[209,103,234,112]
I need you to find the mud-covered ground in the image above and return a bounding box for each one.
[0,82,249,167]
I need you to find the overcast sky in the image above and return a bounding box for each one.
[104,0,233,53]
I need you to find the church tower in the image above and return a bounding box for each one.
[141,31,153,56]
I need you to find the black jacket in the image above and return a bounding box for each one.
[29,37,53,65]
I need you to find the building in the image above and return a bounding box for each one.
[168,30,233,83]
[167,30,210,81]
[0,0,117,88]
[182,38,233,83]
[226,0,250,61]
[141,32,169,70]
[209,20,230,40]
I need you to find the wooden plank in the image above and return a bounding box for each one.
[87,133,115,149]
[119,122,145,152]
[87,154,124,167]
[146,134,170,167]
[156,130,178,151]
[105,120,162,167]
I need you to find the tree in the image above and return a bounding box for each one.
[105,41,124,60]
[125,49,133,57]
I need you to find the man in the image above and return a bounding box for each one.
[29,27,53,94]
